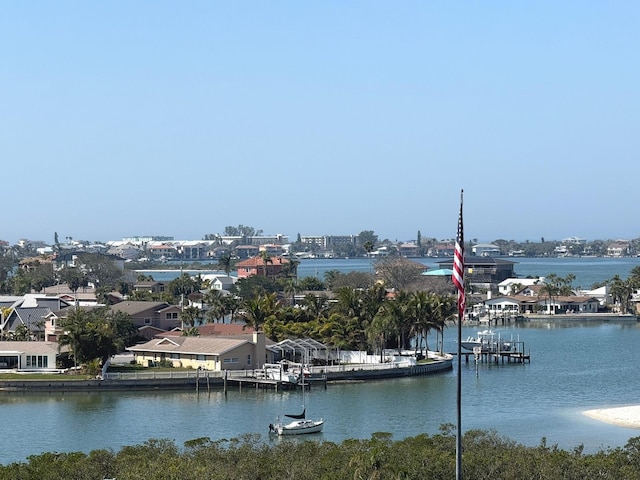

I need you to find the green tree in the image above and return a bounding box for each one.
[181,305,202,328]
[217,254,233,277]
[58,307,136,370]
[203,289,226,323]
[77,253,124,291]
[609,275,633,313]
[239,293,279,332]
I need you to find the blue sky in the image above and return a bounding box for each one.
[2,2,638,245]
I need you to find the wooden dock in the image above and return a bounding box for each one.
[223,374,327,393]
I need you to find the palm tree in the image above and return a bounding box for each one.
[58,308,88,370]
[407,291,438,354]
[301,293,329,322]
[259,251,273,279]
[540,273,560,314]
[204,289,226,323]
[223,295,242,323]
[239,293,278,332]
[181,327,200,337]
[217,254,233,277]
[282,278,301,307]
[363,241,374,282]
[180,305,202,328]
[609,275,633,313]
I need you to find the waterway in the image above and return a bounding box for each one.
[2,319,640,465]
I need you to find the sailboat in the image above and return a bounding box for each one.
[268,366,324,435]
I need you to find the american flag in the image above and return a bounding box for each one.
[452,191,465,320]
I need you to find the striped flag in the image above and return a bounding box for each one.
[452,191,465,320]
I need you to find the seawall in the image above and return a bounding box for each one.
[0,358,453,392]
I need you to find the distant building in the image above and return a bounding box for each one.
[607,241,630,257]
[398,242,419,257]
[472,243,501,257]
[236,255,289,279]
[437,256,516,289]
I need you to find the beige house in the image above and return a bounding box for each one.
[127,332,267,371]
[109,301,183,331]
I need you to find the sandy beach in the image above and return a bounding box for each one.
[584,406,640,429]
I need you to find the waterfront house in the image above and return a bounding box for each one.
[398,242,419,257]
[127,331,267,371]
[133,281,167,295]
[0,341,61,371]
[498,277,544,296]
[607,241,630,257]
[236,255,289,279]
[472,243,501,257]
[484,294,601,316]
[200,274,236,291]
[109,301,183,332]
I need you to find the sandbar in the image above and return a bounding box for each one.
[583,406,640,429]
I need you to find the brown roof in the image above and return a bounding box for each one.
[236,256,289,268]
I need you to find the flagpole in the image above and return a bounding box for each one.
[453,190,465,480]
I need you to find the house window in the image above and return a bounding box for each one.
[247,354,251,366]
[172,313,178,319]
[165,313,172,319]
[26,356,48,368]
[144,318,152,325]
[196,355,206,361]
[170,354,180,359]
[223,357,239,364]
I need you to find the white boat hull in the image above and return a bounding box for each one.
[277,419,324,435]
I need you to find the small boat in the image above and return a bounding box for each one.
[460,330,519,353]
[262,363,299,384]
[269,366,323,435]
[269,411,324,436]
[460,329,496,351]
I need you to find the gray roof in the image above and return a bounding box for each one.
[8,307,52,332]
[110,301,176,315]
[0,341,60,355]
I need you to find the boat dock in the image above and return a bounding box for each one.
[456,341,530,364]
[223,373,327,392]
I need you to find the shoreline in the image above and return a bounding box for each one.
[0,358,454,392]
[584,406,640,429]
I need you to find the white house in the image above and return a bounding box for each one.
[472,244,501,257]
[0,341,61,371]
[201,274,236,291]
[498,277,544,296]
[484,295,601,315]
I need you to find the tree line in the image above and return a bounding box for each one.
[3,428,640,479]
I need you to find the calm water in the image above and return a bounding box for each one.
[2,320,640,464]
[2,258,638,465]
[296,256,640,289]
